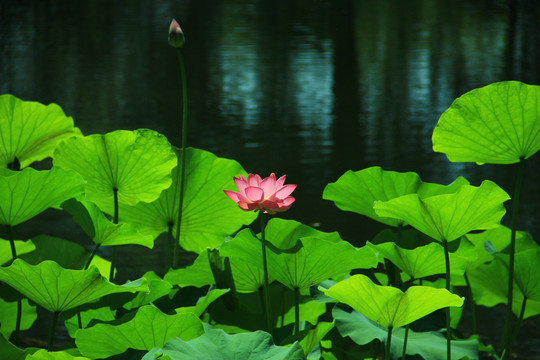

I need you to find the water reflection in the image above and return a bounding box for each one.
[1,0,540,354]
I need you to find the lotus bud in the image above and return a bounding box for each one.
[168,19,185,48]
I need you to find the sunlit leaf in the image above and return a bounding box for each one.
[367,237,477,279]
[20,235,111,278]
[0,296,37,339]
[323,167,469,226]
[433,81,540,164]
[62,198,153,248]
[142,328,305,360]
[0,94,76,169]
[298,322,334,357]
[53,129,177,209]
[324,274,463,328]
[0,259,147,313]
[268,238,377,290]
[175,288,230,317]
[75,305,204,359]
[0,239,35,265]
[26,349,90,360]
[374,180,510,242]
[64,306,116,338]
[116,147,257,254]
[332,307,478,360]
[122,271,172,310]
[0,167,84,226]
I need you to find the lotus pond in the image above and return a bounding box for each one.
[2,4,540,360]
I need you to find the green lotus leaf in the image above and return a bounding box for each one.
[175,288,230,317]
[324,274,463,328]
[75,305,204,359]
[323,167,469,226]
[0,259,147,313]
[467,255,540,319]
[115,147,257,254]
[122,271,172,310]
[61,198,153,248]
[64,306,116,338]
[298,322,334,357]
[0,297,37,339]
[374,180,510,242]
[332,307,478,360]
[513,248,540,300]
[20,235,111,278]
[164,253,215,288]
[0,333,36,360]
[0,167,84,226]
[0,94,77,169]
[264,218,343,248]
[53,129,177,209]
[26,349,90,360]
[367,238,477,279]
[268,237,377,290]
[0,239,35,265]
[142,328,305,360]
[433,81,540,164]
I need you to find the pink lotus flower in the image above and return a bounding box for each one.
[224,173,296,214]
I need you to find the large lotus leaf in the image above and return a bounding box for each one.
[433,81,540,164]
[75,305,204,359]
[323,167,469,227]
[324,274,463,328]
[513,249,540,300]
[367,238,477,279]
[0,297,37,339]
[332,307,478,360]
[0,239,35,265]
[0,167,84,226]
[114,147,257,254]
[467,256,540,319]
[0,94,76,169]
[61,198,153,248]
[26,350,90,360]
[374,180,510,242]
[0,259,147,313]
[142,328,305,360]
[268,238,377,290]
[53,129,177,209]
[20,235,111,278]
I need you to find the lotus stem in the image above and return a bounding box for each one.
[259,212,272,335]
[502,157,524,360]
[509,296,527,350]
[109,187,119,281]
[172,46,188,269]
[84,243,101,270]
[464,273,478,335]
[294,286,300,338]
[6,225,21,344]
[166,222,174,271]
[442,238,452,360]
[402,324,409,359]
[47,311,59,351]
[385,326,393,360]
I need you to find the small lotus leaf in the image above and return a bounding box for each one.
[0,167,84,226]
[0,259,147,313]
[75,305,204,359]
[26,350,90,360]
[122,271,172,310]
[53,129,177,209]
[433,81,540,164]
[374,180,509,242]
[0,297,37,339]
[175,288,230,317]
[142,328,305,360]
[0,239,35,265]
[0,94,76,169]
[299,322,334,357]
[115,147,257,254]
[324,274,463,328]
[332,307,478,360]
[64,306,116,338]
[323,167,469,227]
[61,198,153,248]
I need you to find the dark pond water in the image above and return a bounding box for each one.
[1,0,540,357]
